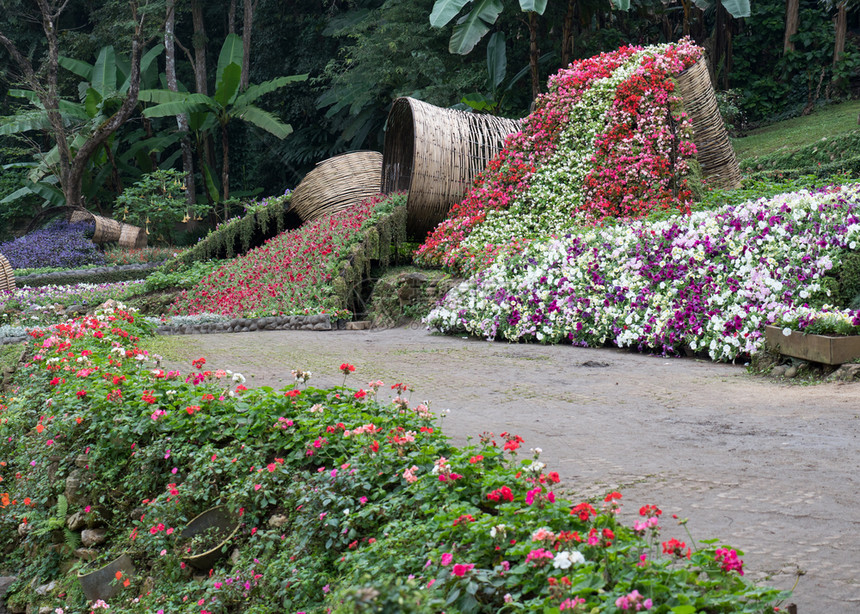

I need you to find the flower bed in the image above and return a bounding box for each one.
[1,281,143,324]
[426,184,860,362]
[1,220,104,270]
[416,39,701,276]
[0,306,786,613]
[170,193,405,318]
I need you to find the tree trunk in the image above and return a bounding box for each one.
[165,0,196,206]
[191,0,209,95]
[784,0,799,54]
[221,121,230,210]
[191,0,216,172]
[228,0,237,34]
[561,0,574,68]
[834,3,847,65]
[528,11,540,102]
[241,0,259,90]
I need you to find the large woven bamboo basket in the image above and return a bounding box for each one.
[91,215,123,244]
[118,223,147,249]
[676,58,742,190]
[0,253,14,293]
[381,97,523,239]
[291,151,383,222]
[68,209,93,225]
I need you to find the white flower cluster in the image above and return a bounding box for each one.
[427,184,860,362]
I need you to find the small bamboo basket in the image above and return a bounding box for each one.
[118,223,147,249]
[381,97,523,239]
[291,151,383,222]
[0,253,15,292]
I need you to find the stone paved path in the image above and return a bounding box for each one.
[153,324,860,612]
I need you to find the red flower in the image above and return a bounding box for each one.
[354,389,367,399]
[340,363,356,374]
[570,502,597,522]
[284,389,301,398]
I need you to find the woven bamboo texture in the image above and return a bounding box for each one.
[291,151,383,222]
[381,97,523,239]
[118,223,147,249]
[676,58,742,190]
[0,253,14,293]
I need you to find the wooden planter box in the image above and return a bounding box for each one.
[764,325,860,365]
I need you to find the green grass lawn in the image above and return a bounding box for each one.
[732,99,860,161]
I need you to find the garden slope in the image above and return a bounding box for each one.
[156,324,860,614]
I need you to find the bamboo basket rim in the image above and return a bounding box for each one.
[381,96,523,240]
[290,151,383,223]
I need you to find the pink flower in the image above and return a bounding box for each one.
[440,552,453,566]
[451,563,475,577]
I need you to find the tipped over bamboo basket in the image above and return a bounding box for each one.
[67,209,146,247]
[381,97,523,239]
[118,223,147,249]
[676,58,742,190]
[0,254,14,293]
[291,151,383,222]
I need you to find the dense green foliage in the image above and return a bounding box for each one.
[2,0,857,232]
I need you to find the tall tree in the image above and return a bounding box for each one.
[165,0,196,206]
[141,33,307,210]
[0,0,150,210]
[784,0,799,53]
[429,0,549,99]
[241,0,260,90]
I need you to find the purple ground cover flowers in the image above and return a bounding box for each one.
[0,220,104,270]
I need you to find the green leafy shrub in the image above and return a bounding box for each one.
[115,169,209,244]
[164,191,299,268]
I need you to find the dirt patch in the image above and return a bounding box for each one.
[151,324,860,612]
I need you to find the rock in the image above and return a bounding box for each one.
[402,272,429,283]
[34,581,55,596]
[74,548,99,561]
[346,321,370,330]
[268,514,288,529]
[770,365,787,377]
[827,363,860,382]
[80,528,107,547]
[38,607,54,614]
[16,523,29,537]
[0,576,16,606]
[230,548,240,565]
[74,454,89,468]
[67,511,87,531]
[784,365,798,379]
[64,469,85,505]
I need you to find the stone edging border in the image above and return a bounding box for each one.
[155,314,333,335]
[0,314,367,346]
[15,262,164,287]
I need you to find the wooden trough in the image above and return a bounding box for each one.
[675,57,742,190]
[0,253,14,292]
[291,151,383,222]
[381,97,523,239]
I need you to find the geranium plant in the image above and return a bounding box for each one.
[0,304,788,613]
